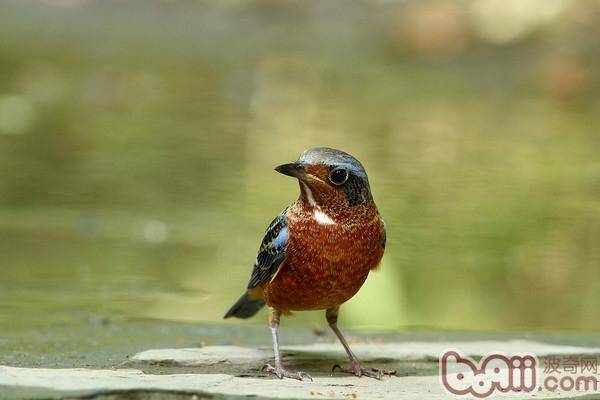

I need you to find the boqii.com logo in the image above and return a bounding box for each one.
[439,349,600,398]
[439,349,537,398]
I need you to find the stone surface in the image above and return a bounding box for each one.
[132,340,600,366]
[132,345,271,365]
[0,365,594,400]
[284,339,600,360]
[3,340,600,399]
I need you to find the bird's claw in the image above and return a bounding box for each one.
[262,363,313,381]
[332,362,386,379]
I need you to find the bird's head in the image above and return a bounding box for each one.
[275,147,374,210]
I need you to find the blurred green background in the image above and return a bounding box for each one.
[0,0,599,337]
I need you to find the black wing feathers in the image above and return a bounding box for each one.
[224,212,288,319]
[247,212,289,289]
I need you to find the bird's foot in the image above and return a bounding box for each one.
[332,361,388,379]
[262,364,313,381]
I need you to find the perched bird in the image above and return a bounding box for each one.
[224,147,386,380]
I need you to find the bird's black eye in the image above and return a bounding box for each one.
[329,167,349,186]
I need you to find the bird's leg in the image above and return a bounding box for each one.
[327,307,383,379]
[262,307,312,381]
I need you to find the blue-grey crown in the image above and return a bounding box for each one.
[298,147,368,179]
[298,147,373,207]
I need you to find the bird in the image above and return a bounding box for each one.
[224,147,386,380]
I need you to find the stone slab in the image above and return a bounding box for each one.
[131,340,600,366]
[0,365,594,400]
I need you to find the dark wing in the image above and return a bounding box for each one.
[247,212,289,289]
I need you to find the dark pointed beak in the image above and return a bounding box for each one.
[275,162,306,179]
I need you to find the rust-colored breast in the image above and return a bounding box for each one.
[262,203,384,313]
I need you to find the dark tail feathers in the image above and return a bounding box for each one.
[223,292,265,319]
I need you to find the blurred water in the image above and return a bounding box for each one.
[0,1,599,334]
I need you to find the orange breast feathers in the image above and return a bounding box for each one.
[261,203,385,313]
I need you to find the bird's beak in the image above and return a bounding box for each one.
[275,162,306,179]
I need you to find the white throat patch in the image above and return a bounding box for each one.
[301,182,316,207]
[314,209,335,225]
[300,182,336,225]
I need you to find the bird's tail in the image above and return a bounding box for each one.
[223,291,265,319]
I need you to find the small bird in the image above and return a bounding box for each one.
[224,147,386,380]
